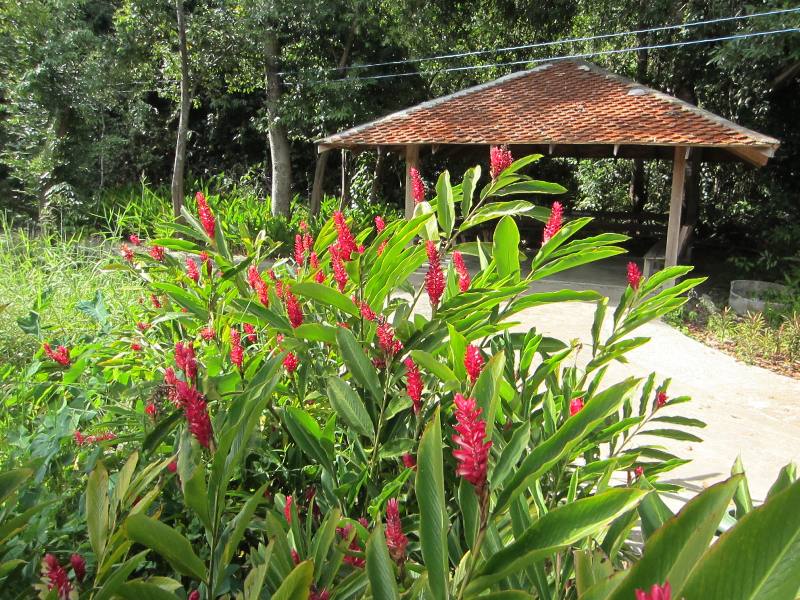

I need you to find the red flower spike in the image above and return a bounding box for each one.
[230,327,244,370]
[186,257,200,283]
[385,498,408,563]
[285,290,303,328]
[376,319,403,356]
[402,453,416,469]
[374,215,386,233]
[294,234,305,266]
[188,590,200,600]
[464,345,484,385]
[314,270,326,283]
[284,352,299,374]
[136,321,150,331]
[635,466,645,478]
[174,342,197,380]
[310,588,330,600]
[129,234,141,246]
[303,232,314,253]
[120,243,134,262]
[403,358,423,414]
[199,251,212,275]
[291,549,301,565]
[656,391,668,408]
[410,167,425,204]
[377,240,388,256]
[452,393,492,490]
[354,297,376,321]
[145,402,157,418]
[333,211,357,260]
[196,191,216,238]
[627,262,642,291]
[184,392,212,449]
[330,245,348,292]
[309,251,319,269]
[284,495,293,524]
[542,201,564,244]
[453,251,471,292]
[569,397,584,416]
[42,554,71,600]
[490,145,513,179]
[70,553,86,583]
[149,245,165,261]
[167,459,178,473]
[635,581,671,600]
[425,241,445,307]
[243,323,257,343]
[43,343,70,366]
[200,326,215,341]
[150,294,162,309]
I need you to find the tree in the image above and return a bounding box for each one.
[171,0,191,217]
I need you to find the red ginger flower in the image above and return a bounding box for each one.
[243,323,257,343]
[70,553,86,583]
[74,431,116,446]
[150,294,162,309]
[42,554,71,599]
[374,215,386,232]
[186,257,200,283]
[285,290,303,328]
[188,590,200,600]
[385,498,408,563]
[120,243,134,262]
[635,465,645,478]
[294,234,305,266]
[627,262,642,291]
[284,495,293,523]
[175,342,197,380]
[291,549,301,565]
[330,245,348,292]
[354,297,376,321]
[314,269,326,283]
[167,459,178,473]
[377,240,388,256]
[200,326,215,341]
[490,145,513,179]
[402,453,416,469]
[309,251,319,269]
[656,391,668,408]
[129,233,142,246]
[452,251,470,292]
[310,587,330,600]
[230,327,244,370]
[635,582,671,600]
[196,191,216,238]
[410,167,425,203]
[136,321,150,332]
[333,211,358,260]
[452,393,492,490]
[283,352,299,374]
[149,245,165,261]
[404,358,423,414]
[569,396,584,416]
[542,201,563,244]
[184,392,212,448]
[376,319,403,356]
[145,402,157,418]
[303,232,314,253]
[247,265,270,306]
[43,343,70,366]
[425,241,445,307]
[199,251,212,275]
[465,345,484,385]
[338,524,365,568]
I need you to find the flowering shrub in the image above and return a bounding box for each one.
[4,152,798,600]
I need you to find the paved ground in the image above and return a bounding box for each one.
[414,255,800,504]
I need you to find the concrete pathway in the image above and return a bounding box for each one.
[413,255,800,503]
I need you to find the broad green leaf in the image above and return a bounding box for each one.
[284,407,332,468]
[416,408,448,600]
[436,170,456,235]
[414,201,439,241]
[219,483,268,579]
[272,560,313,600]
[151,282,209,321]
[461,166,481,215]
[366,522,400,600]
[492,179,567,196]
[493,216,521,280]
[76,290,110,327]
[473,352,504,438]
[469,489,647,593]
[326,376,374,438]
[462,201,550,230]
[608,476,742,600]
[466,592,533,600]
[496,378,640,514]
[336,328,382,401]
[410,350,458,384]
[292,282,360,317]
[491,422,531,486]
[766,463,796,499]
[116,582,181,600]
[731,456,753,518]
[0,468,32,505]
[575,548,614,595]
[94,550,150,600]
[681,479,800,600]
[293,323,337,343]
[125,514,207,581]
[636,478,675,539]
[87,462,110,560]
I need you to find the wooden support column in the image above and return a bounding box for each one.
[404,144,420,220]
[310,148,330,217]
[665,146,687,269]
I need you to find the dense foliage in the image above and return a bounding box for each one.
[2,155,799,599]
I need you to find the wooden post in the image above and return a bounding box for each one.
[339,149,350,210]
[665,146,687,268]
[404,145,420,220]
[310,148,329,216]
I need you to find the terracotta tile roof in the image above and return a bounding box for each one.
[318,60,779,163]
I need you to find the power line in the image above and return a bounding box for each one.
[282,6,800,76]
[289,27,799,86]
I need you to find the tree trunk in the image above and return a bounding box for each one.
[264,29,292,217]
[339,149,350,210]
[370,147,384,202]
[171,0,190,218]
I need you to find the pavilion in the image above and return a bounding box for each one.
[315,60,780,270]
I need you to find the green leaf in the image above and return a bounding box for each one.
[125,514,207,582]
[293,323,337,344]
[366,522,400,600]
[76,290,110,327]
[326,376,374,438]
[115,582,181,600]
[681,479,800,600]
[473,352,504,438]
[492,180,567,196]
[731,456,753,518]
[494,216,521,280]
[575,548,615,595]
[414,201,439,241]
[607,475,742,600]
[219,484,268,585]
[496,378,640,514]
[436,170,456,235]
[491,422,531,486]
[336,327,382,401]
[466,592,533,600]
[292,282,360,317]
[272,560,313,600]
[461,166,481,215]
[461,201,549,230]
[284,407,332,468]
[469,489,647,593]
[87,461,110,560]
[93,550,150,600]
[411,349,458,385]
[0,468,32,505]
[637,478,675,540]
[641,428,703,443]
[416,407,449,599]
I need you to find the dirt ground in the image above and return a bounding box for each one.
[412,258,800,504]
